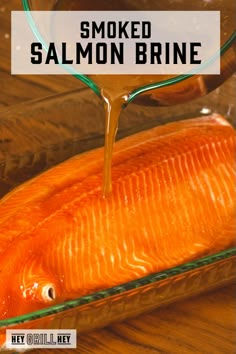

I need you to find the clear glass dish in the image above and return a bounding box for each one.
[0,75,235,352]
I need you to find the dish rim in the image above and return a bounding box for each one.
[0,247,235,328]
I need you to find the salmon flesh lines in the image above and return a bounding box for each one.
[0,114,235,320]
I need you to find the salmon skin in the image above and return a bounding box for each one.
[0,114,235,321]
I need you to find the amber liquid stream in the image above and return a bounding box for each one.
[51,0,236,196]
[90,69,236,196]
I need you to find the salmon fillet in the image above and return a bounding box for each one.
[0,114,235,321]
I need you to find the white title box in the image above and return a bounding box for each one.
[12,11,220,75]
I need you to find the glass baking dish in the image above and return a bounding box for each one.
[0,75,235,352]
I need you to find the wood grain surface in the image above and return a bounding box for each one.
[0,1,235,353]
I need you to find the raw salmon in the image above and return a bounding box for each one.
[0,114,235,321]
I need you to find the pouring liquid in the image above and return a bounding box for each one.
[89,68,236,196]
[91,75,173,195]
[93,75,174,195]
[51,0,236,196]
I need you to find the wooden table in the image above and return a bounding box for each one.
[0,1,235,353]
